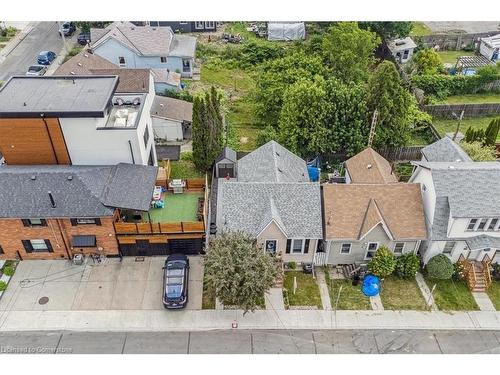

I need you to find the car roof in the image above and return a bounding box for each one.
[166,253,188,262]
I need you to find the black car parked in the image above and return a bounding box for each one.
[59,22,76,37]
[163,254,189,309]
[77,32,91,46]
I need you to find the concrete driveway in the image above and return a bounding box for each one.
[0,256,203,312]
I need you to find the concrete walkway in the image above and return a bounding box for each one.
[1,309,500,332]
[416,273,438,311]
[370,295,384,310]
[315,268,332,311]
[472,292,496,312]
[265,288,285,311]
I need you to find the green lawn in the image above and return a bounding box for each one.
[148,192,203,223]
[202,276,216,309]
[410,22,432,37]
[283,271,322,309]
[424,276,479,311]
[409,126,438,146]
[432,115,500,141]
[380,276,428,310]
[436,92,500,104]
[169,157,204,180]
[437,50,474,65]
[486,281,500,311]
[326,278,371,310]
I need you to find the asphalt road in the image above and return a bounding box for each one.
[0,22,72,82]
[0,329,499,354]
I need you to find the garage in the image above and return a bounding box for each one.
[118,238,204,257]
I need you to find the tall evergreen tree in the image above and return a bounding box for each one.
[484,117,500,146]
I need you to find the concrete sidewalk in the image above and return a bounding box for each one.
[0,308,499,333]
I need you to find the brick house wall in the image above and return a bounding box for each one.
[0,217,119,260]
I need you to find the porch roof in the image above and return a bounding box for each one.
[466,235,500,250]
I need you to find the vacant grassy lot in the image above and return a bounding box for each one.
[437,50,474,65]
[168,154,205,180]
[283,271,322,309]
[432,115,500,141]
[410,22,432,37]
[486,281,500,311]
[326,278,371,310]
[424,276,479,311]
[380,276,427,310]
[436,92,500,104]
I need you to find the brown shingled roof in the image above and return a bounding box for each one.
[323,183,427,241]
[151,96,193,122]
[345,148,398,184]
[54,49,118,75]
[91,69,150,93]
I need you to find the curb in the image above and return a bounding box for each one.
[0,23,36,62]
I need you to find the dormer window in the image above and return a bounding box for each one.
[477,218,488,231]
[467,219,477,230]
[488,218,499,231]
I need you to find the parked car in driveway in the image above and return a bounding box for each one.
[77,32,91,46]
[163,254,189,309]
[26,65,48,76]
[37,51,56,65]
[59,22,76,37]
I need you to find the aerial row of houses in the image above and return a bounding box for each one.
[213,139,500,270]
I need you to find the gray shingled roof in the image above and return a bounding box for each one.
[466,235,500,250]
[421,137,472,162]
[0,76,118,118]
[216,181,322,239]
[151,96,193,122]
[0,164,157,218]
[237,141,309,183]
[215,147,237,163]
[169,34,197,58]
[430,196,451,240]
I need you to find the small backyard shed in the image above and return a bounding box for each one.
[387,37,417,64]
[215,147,237,178]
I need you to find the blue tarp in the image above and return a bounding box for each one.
[307,165,320,182]
[362,274,380,297]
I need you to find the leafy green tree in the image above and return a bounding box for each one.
[277,77,329,156]
[323,77,369,156]
[322,22,380,84]
[75,21,112,33]
[254,51,326,126]
[360,21,413,39]
[395,253,420,279]
[426,254,454,280]
[204,232,277,314]
[367,60,413,148]
[192,87,224,171]
[413,49,443,75]
[460,141,497,161]
[484,117,500,146]
[367,246,396,278]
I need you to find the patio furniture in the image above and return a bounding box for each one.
[152,186,162,200]
[169,179,185,194]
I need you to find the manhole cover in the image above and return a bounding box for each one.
[135,257,145,262]
[38,296,49,305]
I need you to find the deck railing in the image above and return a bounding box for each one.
[114,221,205,235]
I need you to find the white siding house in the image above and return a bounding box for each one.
[480,34,500,62]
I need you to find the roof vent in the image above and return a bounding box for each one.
[84,54,89,58]
[77,62,82,66]
[70,71,75,75]
[30,175,36,181]
[48,191,56,208]
[367,164,373,169]
[395,41,406,46]
[449,165,455,169]
[67,175,73,181]
[277,167,283,173]
[23,102,27,106]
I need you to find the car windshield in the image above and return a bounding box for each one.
[29,66,43,72]
[166,284,183,299]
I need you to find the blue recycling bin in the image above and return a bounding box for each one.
[362,274,380,297]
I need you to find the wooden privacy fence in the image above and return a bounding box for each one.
[376,146,425,162]
[186,178,205,191]
[114,221,205,235]
[424,103,500,119]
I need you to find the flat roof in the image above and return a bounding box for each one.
[0,76,119,118]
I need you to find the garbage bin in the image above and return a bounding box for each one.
[72,254,84,265]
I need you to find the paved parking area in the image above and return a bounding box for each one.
[1,330,499,354]
[0,257,203,311]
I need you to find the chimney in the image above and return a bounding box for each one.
[48,191,56,208]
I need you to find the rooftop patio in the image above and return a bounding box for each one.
[147,192,204,223]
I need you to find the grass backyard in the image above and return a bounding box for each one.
[436,92,500,104]
[424,276,479,311]
[410,22,432,37]
[326,277,371,310]
[148,192,203,223]
[380,276,428,310]
[486,281,500,311]
[437,50,474,65]
[168,154,205,180]
[283,271,322,309]
[432,115,500,141]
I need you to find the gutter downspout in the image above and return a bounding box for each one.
[56,218,72,259]
[128,140,135,164]
[41,114,59,164]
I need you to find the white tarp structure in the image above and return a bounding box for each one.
[267,22,306,41]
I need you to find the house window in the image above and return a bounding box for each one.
[292,239,304,254]
[182,59,191,72]
[265,240,277,254]
[488,218,499,231]
[0,245,3,255]
[205,21,215,29]
[22,218,47,227]
[160,56,167,63]
[143,127,150,147]
[70,218,101,226]
[23,239,52,253]
[365,243,378,259]
[443,241,455,255]
[194,21,204,29]
[477,218,488,231]
[179,22,188,25]
[403,49,409,59]
[118,56,126,67]
[467,219,478,230]
[393,242,405,255]
[340,243,351,254]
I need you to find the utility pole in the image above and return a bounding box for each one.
[452,109,465,141]
[57,21,68,54]
[367,109,378,148]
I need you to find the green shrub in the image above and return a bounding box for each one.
[180,151,194,162]
[287,261,297,270]
[394,253,420,278]
[2,265,14,277]
[0,281,7,291]
[453,261,466,281]
[367,246,396,278]
[426,254,454,279]
[163,89,194,103]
